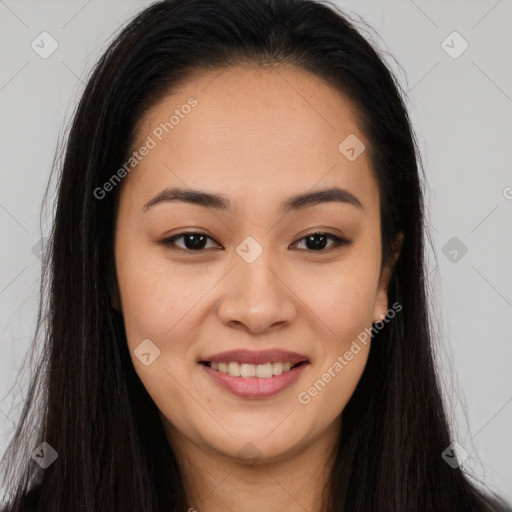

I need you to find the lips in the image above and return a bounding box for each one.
[199,349,309,399]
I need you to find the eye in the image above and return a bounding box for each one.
[160,231,350,253]
[291,231,351,252]
[160,232,221,252]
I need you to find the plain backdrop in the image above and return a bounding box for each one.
[1,0,511,502]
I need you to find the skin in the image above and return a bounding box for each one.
[113,64,402,512]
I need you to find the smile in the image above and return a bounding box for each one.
[203,361,303,378]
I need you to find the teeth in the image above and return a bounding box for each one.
[240,363,256,378]
[255,362,273,378]
[208,361,300,378]
[272,362,283,376]
[228,361,241,377]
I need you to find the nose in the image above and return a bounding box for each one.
[217,247,298,335]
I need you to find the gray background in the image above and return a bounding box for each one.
[1,0,511,501]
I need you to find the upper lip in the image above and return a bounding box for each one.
[200,349,309,365]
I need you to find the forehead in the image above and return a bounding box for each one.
[126,64,378,214]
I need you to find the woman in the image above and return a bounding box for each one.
[1,0,510,510]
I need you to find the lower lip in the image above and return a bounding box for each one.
[201,363,308,399]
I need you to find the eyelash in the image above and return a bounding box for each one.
[160,231,351,254]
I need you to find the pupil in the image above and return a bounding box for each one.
[185,233,207,250]
[306,234,327,250]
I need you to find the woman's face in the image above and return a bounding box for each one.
[114,64,398,465]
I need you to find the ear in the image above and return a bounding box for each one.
[372,232,403,323]
[108,267,122,312]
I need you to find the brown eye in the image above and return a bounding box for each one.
[160,232,220,252]
[160,231,351,254]
[291,232,351,252]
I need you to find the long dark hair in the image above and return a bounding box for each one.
[1,0,509,510]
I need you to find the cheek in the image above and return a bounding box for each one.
[297,342,370,424]
[295,253,381,342]
[116,244,205,341]
[291,247,379,412]
[115,248,201,421]
[296,265,374,415]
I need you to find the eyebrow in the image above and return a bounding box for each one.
[143,185,364,214]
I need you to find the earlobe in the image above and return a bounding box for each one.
[389,231,404,268]
[108,273,122,312]
[372,268,392,324]
[372,232,403,323]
